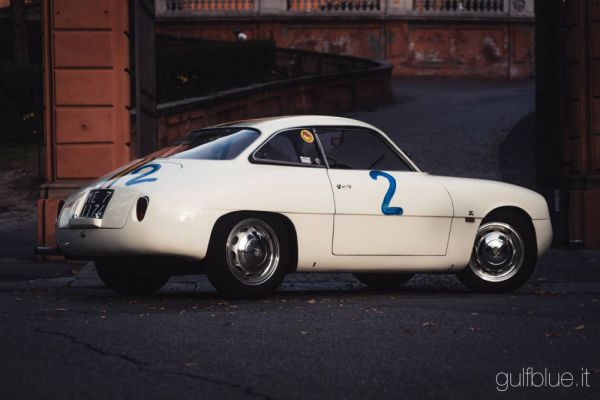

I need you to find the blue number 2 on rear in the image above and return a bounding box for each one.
[125,163,161,186]
[369,170,403,215]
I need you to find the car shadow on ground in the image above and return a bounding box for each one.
[56,283,537,308]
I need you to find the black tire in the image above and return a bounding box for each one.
[206,213,292,299]
[353,272,414,289]
[456,210,536,293]
[95,259,170,296]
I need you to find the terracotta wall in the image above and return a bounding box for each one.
[157,18,534,79]
[39,0,131,248]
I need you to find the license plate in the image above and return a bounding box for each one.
[80,189,114,219]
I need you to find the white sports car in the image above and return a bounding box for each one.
[55,116,552,298]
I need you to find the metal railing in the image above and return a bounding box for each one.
[287,0,381,12]
[156,0,533,18]
[413,0,506,14]
[163,0,256,13]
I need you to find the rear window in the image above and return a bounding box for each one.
[164,128,260,160]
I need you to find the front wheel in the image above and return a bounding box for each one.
[206,215,292,299]
[456,211,536,292]
[95,260,170,296]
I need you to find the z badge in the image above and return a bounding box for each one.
[300,129,314,144]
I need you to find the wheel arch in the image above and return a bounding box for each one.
[481,206,537,257]
[207,210,299,273]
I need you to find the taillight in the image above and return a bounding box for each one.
[136,197,149,221]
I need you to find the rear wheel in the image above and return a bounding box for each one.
[206,214,292,299]
[353,272,413,289]
[95,259,170,296]
[456,211,536,292]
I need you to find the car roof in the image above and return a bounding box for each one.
[215,115,380,133]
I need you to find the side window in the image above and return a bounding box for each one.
[317,128,411,171]
[253,129,324,167]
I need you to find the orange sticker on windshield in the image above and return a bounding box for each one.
[300,129,314,144]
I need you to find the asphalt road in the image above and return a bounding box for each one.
[351,78,535,180]
[1,249,599,400]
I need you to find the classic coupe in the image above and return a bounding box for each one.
[55,116,552,298]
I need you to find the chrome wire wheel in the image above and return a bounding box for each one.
[468,222,525,283]
[225,218,280,286]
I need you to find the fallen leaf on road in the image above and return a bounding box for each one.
[307,299,317,304]
[574,325,585,330]
[422,322,437,327]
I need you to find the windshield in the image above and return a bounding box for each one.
[158,128,260,160]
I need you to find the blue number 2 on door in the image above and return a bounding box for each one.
[369,170,403,216]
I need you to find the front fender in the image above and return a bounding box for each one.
[434,176,550,220]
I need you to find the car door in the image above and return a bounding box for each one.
[250,127,335,268]
[316,127,454,256]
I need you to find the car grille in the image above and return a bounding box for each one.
[79,189,114,219]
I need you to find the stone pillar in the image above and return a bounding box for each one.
[38,0,132,248]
